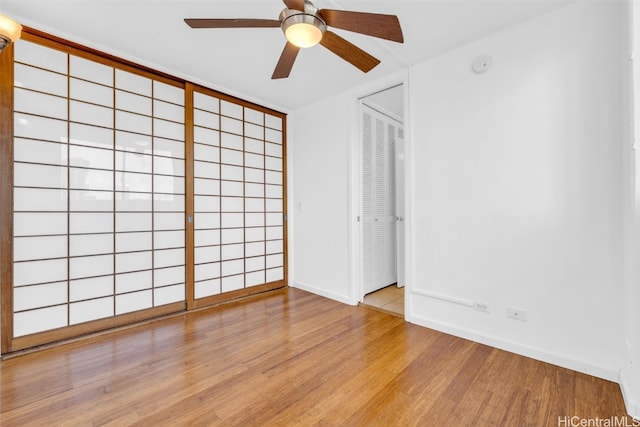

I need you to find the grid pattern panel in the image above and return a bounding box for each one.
[193,92,284,300]
[12,40,186,337]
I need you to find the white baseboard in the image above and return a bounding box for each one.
[406,312,619,383]
[291,281,356,306]
[620,369,640,418]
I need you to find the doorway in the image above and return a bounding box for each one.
[358,84,405,315]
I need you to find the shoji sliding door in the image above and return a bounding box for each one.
[5,35,187,351]
[190,87,286,309]
[1,30,287,354]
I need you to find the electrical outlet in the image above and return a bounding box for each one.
[506,307,527,322]
[473,301,490,313]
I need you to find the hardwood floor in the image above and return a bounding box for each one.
[0,288,628,426]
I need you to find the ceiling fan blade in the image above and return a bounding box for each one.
[272,42,301,79]
[318,10,404,43]
[319,31,380,73]
[283,0,305,11]
[184,19,281,29]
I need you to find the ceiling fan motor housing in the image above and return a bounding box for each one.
[279,6,327,48]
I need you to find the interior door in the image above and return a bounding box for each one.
[361,104,398,295]
[189,87,287,310]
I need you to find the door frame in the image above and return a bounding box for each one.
[347,71,411,312]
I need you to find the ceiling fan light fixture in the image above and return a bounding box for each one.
[0,14,22,52]
[281,12,326,48]
[186,0,404,79]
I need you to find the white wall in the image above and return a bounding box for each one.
[287,94,354,303]
[290,0,628,386]
[408,1,625,380]
[621,0,640,417]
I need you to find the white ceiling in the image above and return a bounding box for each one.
[1,0,571,112]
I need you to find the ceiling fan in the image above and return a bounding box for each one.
[184,0,404,79]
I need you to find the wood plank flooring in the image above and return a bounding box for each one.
[0,288,629,426]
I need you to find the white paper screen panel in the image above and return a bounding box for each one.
[12,39,186,338]
[192,92,285,299]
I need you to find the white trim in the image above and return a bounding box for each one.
[402,73,413,322]
[348,70,409,102]
[361,100,404,124]
[623,0,640,419]
[411,289,474,308]
[347,90,360,304]
[620,369,640,418]
[290,281,355,306]
[406,311,620,382]
[347,70,410,305]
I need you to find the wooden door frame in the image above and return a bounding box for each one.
[0,28,288,354]
[0,42,15,353]
[185,83,288,310]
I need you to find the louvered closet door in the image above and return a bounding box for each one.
[191,88,286,307]
[361,105,398,295]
